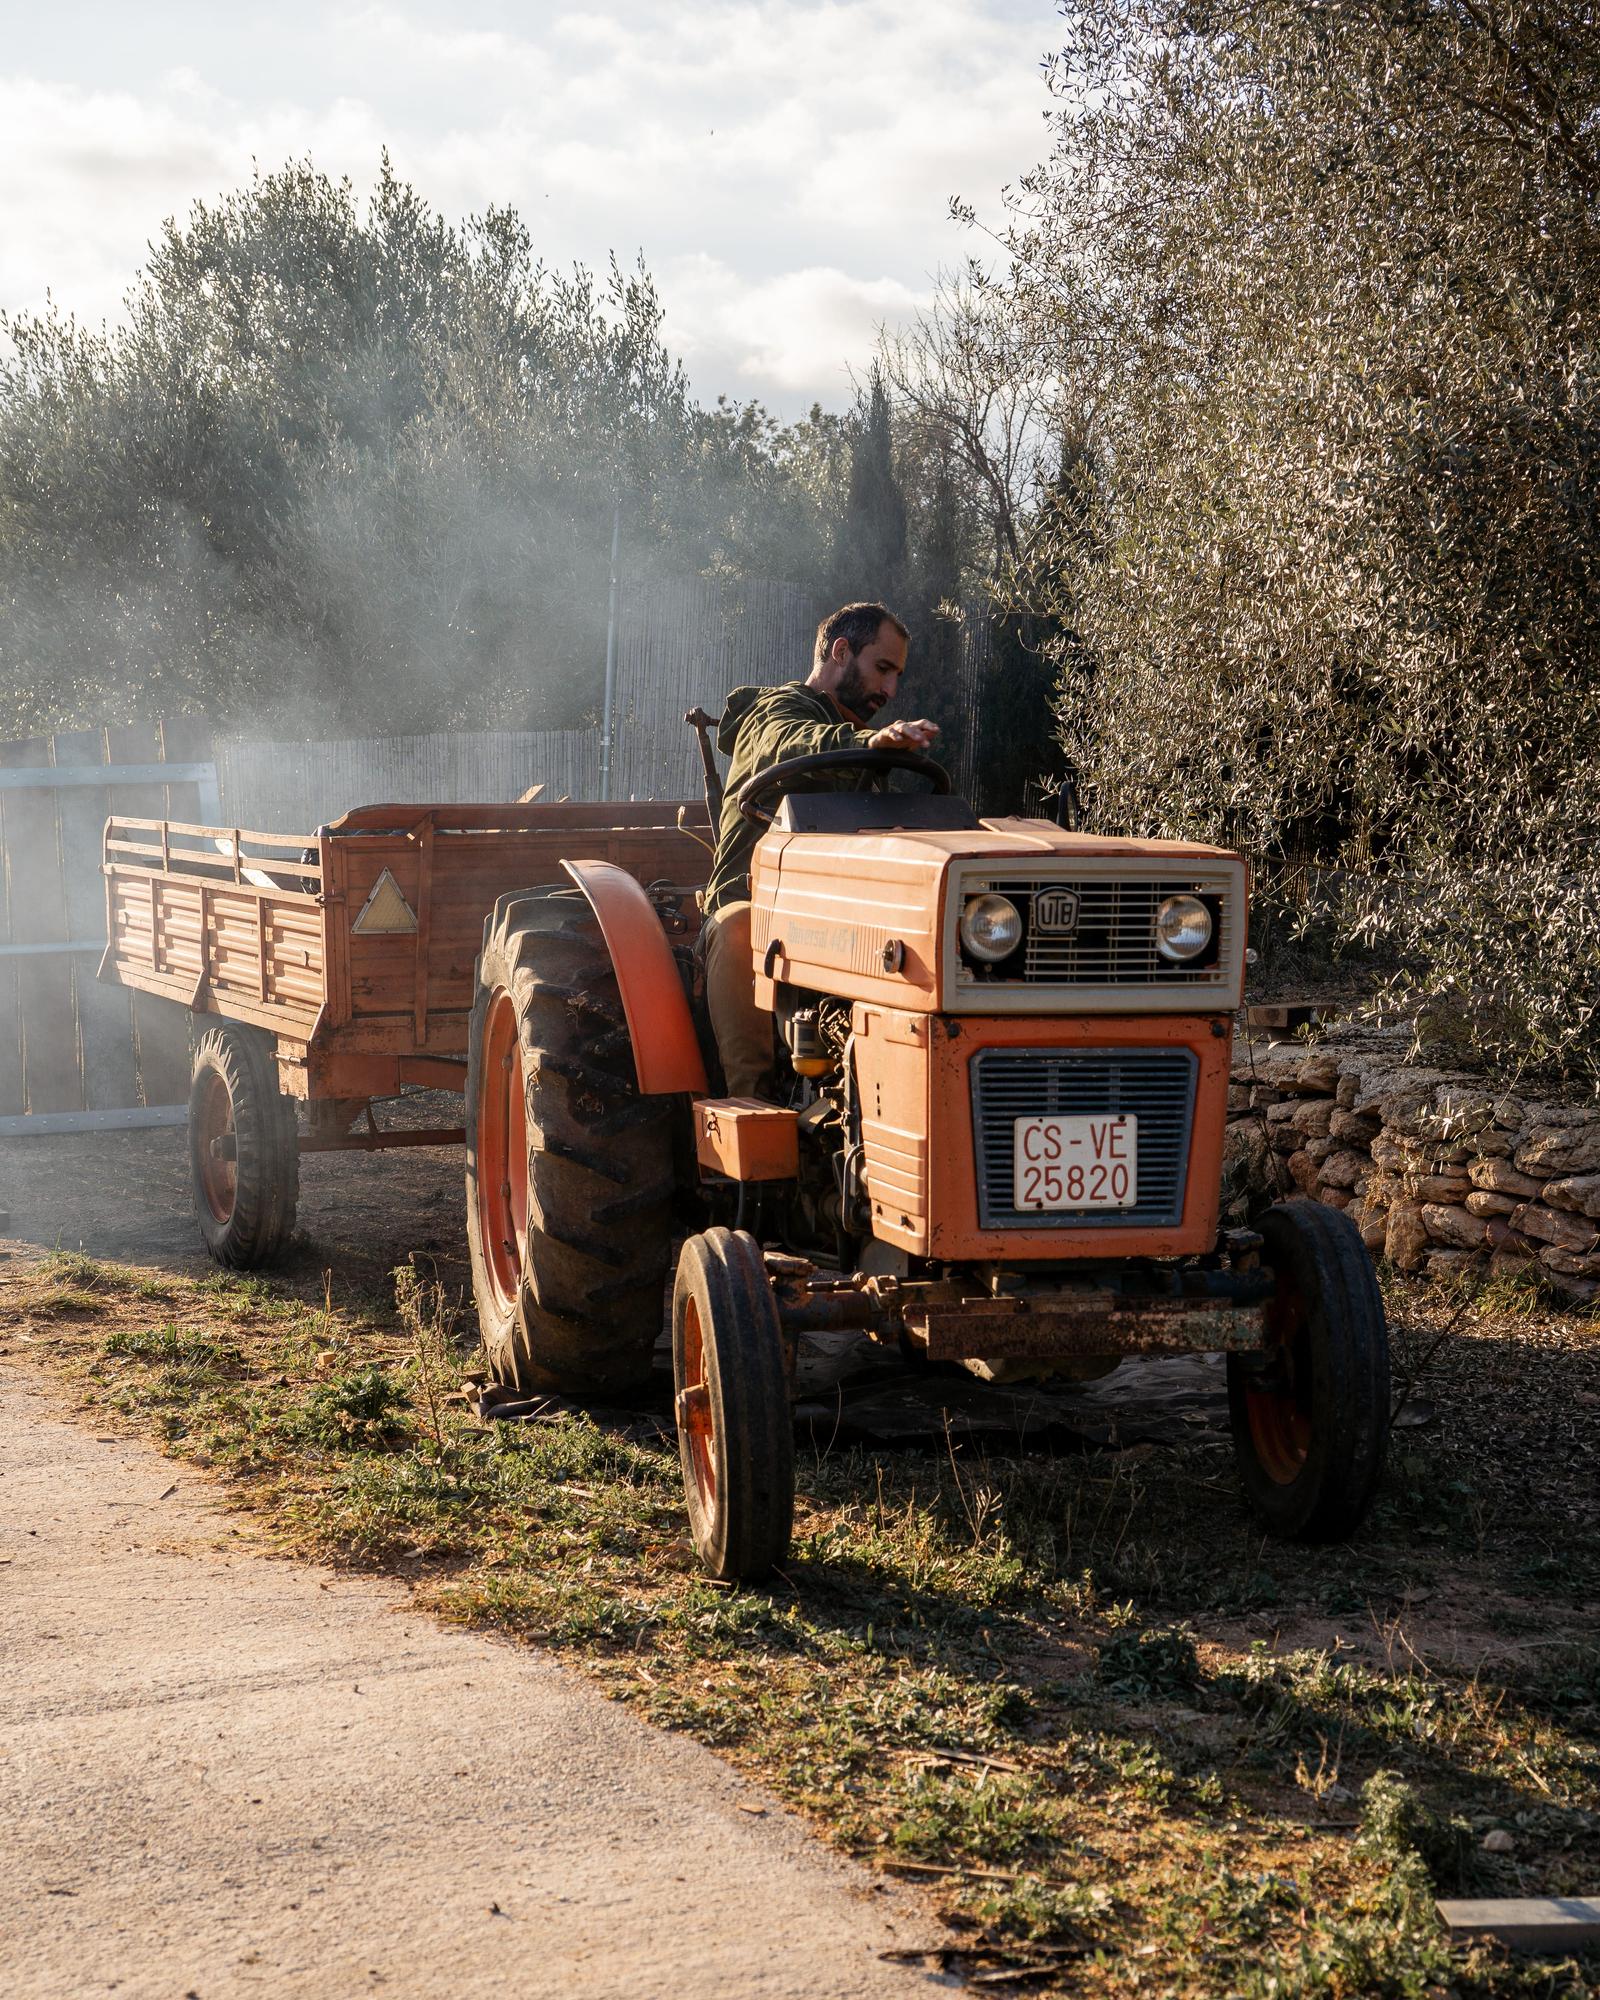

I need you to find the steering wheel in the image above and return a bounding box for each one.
[736,746,951,828]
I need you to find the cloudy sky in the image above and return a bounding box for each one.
[1,1,1059,414]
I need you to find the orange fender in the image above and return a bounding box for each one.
[560,860,709,1096]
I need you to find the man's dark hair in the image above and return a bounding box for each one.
[813,602,909,669]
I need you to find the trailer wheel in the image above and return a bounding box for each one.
[1227,1198,1390,1540]
[188,1023,300,1268]
[672,1228,794,1582]
[466,891,676,1397]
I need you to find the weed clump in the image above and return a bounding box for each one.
[105,1325,230,1368]
[1357,1768,1472,1892]
[41,1251,122,1290]
[1097,1625,1200,1701]
[291,1364,410,1452]
[28,1251,133,1316]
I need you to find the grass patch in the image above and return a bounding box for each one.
[104,1323,233,1367]
[5,1254,1599,1996]
[22,1249,141,1316]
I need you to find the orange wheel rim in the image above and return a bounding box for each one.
[478,990,529,1315]
[1245,1269,1314,1482]
[679,1296,717,1510]
[195,1070,237,1224]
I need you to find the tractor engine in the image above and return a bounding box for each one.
[770,987,856,1256]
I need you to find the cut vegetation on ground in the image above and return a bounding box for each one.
[4,1249,1598,1997]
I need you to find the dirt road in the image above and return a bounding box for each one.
[0,1369,938,1999]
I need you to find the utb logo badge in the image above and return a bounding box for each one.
[1032,888,1081,935]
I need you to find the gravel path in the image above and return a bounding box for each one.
[0,1368,939,1999]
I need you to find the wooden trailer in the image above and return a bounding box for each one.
[101,800,712,1263]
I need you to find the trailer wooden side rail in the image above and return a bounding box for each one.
[103,799,713,1117]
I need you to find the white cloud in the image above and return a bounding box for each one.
[0,1,1054,408]
[664,255,930,401]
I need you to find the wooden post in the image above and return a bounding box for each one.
[413,820,435,1047]
[193,881,211,1009]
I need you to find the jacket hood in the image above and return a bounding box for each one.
[717,679,842,754]
[716,684,766,755]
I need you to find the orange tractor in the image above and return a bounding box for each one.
[103,747,1389,1582]
[463,745,1390,1581]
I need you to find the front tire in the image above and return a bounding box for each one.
[673,1228,794,1582]
[1227,1198,1391,1539]
[465,891,675,1397]
[188,1022,299,1268]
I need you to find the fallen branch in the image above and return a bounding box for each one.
[890,1745,1022,1774]
[879,1856,1081,1890]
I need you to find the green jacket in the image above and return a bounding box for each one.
[702,681,879,914]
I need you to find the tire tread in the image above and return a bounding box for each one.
[188,1021,299,1269]
[465,891,676,1396]
[1227,1197,1390,1541]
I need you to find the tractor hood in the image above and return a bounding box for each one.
[750,814,1248,1016]
[831,816,1239,864]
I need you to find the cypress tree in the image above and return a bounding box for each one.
[833,367,907,605]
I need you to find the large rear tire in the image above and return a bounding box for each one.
[672,1227,794,1582]
[188,1022,300,1268]
[1227,1198,1391,1540]
[465,891,675,1397]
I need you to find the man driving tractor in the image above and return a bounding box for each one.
[700,601,941,1096]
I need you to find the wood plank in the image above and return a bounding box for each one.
[4,734,85,1113]
[52,727,139,1111]
[102,962,312,1038]
[104,856,321,908]
[1437,1898,1600,1953]
[121,815,322,855]
[412,820,435,1045]
[106,723,191,1107]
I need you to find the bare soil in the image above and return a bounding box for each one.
[0,1092,468,1291]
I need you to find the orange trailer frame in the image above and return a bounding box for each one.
[101,800,712,1142]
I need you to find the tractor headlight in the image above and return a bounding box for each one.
[960,893,1023,963]
[1155,893,1213,963]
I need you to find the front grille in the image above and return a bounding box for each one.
[970,1047,1196,1229]
[966,876,1232,987]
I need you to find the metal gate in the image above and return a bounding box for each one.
[0,721,218,1135]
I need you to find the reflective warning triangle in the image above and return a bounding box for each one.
[352,868,418,935]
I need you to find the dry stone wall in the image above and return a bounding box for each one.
[1223,1029,1600,1305]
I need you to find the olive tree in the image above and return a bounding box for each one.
[0,159,849,737]
[1001,1,1600,1078]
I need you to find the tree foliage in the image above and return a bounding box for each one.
[0,156,1076,821]
[995,1,1600,1078]
[0,160,861,735]
[831,366,909,611]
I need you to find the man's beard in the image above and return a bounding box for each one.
[835,660,886,720]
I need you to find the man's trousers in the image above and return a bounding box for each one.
[701,900,775,1099]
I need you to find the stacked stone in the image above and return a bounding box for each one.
[1224,1038,1600,1306]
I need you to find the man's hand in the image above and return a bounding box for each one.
[867,717,941,752]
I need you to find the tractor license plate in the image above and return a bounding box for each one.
[1012,1115,1138,1211]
